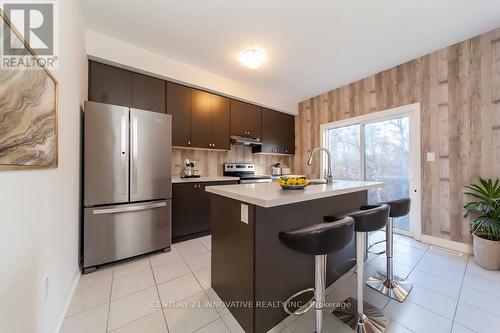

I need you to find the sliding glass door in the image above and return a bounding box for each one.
[327,124,361,181]
[364,117,410,231]
[323,105,420,235]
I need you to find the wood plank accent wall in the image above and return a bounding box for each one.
[295,28,500,244]
[172,146,293,178]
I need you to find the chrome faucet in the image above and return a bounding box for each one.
[307,147,333,184]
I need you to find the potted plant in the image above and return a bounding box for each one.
[464,178,500,269]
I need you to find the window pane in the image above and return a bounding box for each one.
[365,117,410,231]
[327,124,361,180]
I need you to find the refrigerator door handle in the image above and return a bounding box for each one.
[131,115,138,194]
[121,114,128,196]
[92,201,167,215]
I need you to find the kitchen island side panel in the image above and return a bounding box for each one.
[253,190,366,333]
[211,194,255,333]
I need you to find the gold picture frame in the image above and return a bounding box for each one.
[0,8,58,170]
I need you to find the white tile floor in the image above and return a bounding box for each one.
[61,232,500,333]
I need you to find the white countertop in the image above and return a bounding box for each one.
[205,180,383,208]
[172,176,240,184]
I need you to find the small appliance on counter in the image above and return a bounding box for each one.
[182,159,201,178]
[271,162,282,176]
[282,167,291,175]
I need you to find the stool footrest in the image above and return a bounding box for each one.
[367,239,386,255]
[283,287,315,315]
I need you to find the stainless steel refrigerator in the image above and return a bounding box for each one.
[83,101,172,273]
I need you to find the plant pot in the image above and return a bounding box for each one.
[473,232,500,270]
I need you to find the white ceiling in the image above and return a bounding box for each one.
[81,0,500,103]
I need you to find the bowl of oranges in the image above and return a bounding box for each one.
[278,175,310,190]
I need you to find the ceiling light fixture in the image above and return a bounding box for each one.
[238,48,267,69]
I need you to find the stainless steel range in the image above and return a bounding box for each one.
[223,163,272,184]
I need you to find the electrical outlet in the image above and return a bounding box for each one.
[241,204,248,224]
[426,152,435,162]
[43,276,49,302]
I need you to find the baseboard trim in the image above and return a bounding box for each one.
[419,234,473,255]
[52,268,81,333]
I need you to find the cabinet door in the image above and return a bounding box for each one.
[195,183,212,232]
[230,100,262,138]
[167,83,191,147]
[211,95,230,150]
[260,108,281,153]
[280,113,295,154]
[190,89,212,148]
[260,108,295,154]
[196,181,238,233]
[172,184,197,238]
[89,61,132,107]
[131,73,165,113]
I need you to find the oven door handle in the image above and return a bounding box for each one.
[240,179,273,184]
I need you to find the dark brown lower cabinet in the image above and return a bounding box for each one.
[172,180,238,242]
[172,183,197,239]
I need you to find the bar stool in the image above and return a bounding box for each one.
[279,216,355,333]
[366,198,413,302]
[332,204,389,333]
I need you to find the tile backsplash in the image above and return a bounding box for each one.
[172,145,293,177]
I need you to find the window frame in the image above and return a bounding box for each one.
[319,103,421,238]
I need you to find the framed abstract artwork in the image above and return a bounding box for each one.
[0,8,58,169]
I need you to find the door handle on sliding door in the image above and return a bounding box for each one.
[131,115,138,194]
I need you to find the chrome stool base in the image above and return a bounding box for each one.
[366,271,413,302]
[333,297,387,333]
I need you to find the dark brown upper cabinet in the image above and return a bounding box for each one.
[190,89,213,149]
[257,108,295,154]
[211,95,230,150]
[190,89,230,150]
[131,73,165,113]
[230,100,262,138]
[88,61,293,153]
[89,61,132,107]
[167,82,191,147]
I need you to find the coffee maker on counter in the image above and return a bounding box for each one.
[271,162,291,177]
[182,159,200,178]
[271,162,282,176]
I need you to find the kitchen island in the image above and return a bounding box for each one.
[206,180,383,333]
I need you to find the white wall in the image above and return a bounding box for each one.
[0,1,87,332]
[86,30,298,114]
